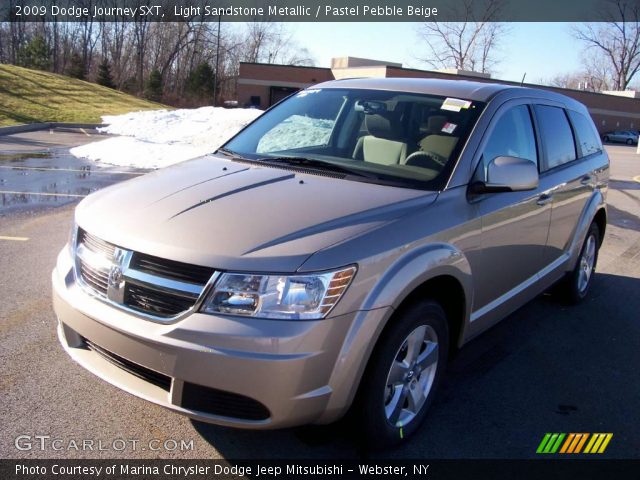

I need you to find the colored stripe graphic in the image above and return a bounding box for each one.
[584,433,613,454]
[537,433,565,453]
[573,433,589,453]
[536,433,552,453]
[549,433,565,453]
[538,433,613,454]
[559,433,575,453]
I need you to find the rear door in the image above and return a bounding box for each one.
[534,106,602,264]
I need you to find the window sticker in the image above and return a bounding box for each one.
[441,122,457,134]
[441,98,472,112]
[296,89,321,98]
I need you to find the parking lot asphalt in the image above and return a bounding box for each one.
[0,129,144,215]
[0,133,639,459]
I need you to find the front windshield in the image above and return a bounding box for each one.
[223,88,485,190]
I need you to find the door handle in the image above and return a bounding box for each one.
[580,175,594,186]
[536,193,553,206]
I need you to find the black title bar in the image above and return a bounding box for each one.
[0,0,632,22]
[2,459,640,480]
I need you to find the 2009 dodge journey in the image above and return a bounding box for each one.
[53,78,609,447]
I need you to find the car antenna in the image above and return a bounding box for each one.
[520,73,527,86]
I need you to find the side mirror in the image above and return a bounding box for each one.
[470,156,539,193]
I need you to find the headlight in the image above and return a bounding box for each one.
[200,266,356,320]
[68,221,77,257]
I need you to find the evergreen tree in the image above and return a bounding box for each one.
[67,53,85,80]
[144,69,163,101]
[96,59,115,89]
[18,35,50,71]
[185,62,216,101]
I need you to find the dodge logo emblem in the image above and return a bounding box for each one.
[108,265,124,289]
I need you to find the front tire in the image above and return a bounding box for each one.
[354,300,449,449]
[626,138,633,145]
[558,222,600,304]
[603,135,610,142]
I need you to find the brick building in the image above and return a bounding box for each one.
[236,57,640,134]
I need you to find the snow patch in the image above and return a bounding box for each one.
[71,107,262,169]
[257,115,334,153]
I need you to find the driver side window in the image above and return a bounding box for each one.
[481,105,537,180]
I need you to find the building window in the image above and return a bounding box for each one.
[249,96,261,108]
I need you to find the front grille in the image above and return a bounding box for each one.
[75,228,215,319]
[130,252,214,285]
[125,283,199,318]
[181,382,270,421]
[78,259,108,296]
[79,229,115,259]
[83,337,172,391]
[77,229,113,297]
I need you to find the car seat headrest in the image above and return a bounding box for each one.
[365,112,405,141]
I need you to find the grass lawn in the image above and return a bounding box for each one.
[0,64,166,127]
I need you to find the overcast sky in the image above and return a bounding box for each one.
[290,22,584,85]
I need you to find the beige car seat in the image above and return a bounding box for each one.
[353,113,408,165]
[402,115,458,171]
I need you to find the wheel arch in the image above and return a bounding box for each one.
[568,191,607,268]
[317,244,473,424]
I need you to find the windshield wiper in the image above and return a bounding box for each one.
[256,156,376,179]
[216,147,241,158]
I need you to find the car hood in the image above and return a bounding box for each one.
[76,156,437,272]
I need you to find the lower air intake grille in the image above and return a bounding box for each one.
[83,337,172,392]
[181,382,270,421]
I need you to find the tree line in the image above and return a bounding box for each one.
[0,17,314,106]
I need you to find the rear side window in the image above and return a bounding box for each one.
[534,105,577,170]
[567,110,602,157]
[482,105,537,174]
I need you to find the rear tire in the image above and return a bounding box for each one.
[557,222,600,304]
[626,138,633,145]
[353,300,449,449]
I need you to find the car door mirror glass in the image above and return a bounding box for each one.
[471,156,539,193]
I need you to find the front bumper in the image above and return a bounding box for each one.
[52,247,390,429]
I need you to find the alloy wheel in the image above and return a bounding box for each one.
[578,233,597,294]
[383,325,439,428]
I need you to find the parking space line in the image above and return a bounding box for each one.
[0,190,86,198]
[80,128,91,137]
[633,175,640,183]
[0,166,143,175]
[0,235,29,241]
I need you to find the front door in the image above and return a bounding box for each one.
[471,102,552,313]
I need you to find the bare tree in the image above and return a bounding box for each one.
[573,0,640,90]
[241,22,315,66]
[415,0,508,74]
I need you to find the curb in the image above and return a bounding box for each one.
[0,122,107,136]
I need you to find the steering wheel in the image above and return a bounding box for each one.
[404,150,447,171]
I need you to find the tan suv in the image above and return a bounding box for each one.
[52,78,608,447]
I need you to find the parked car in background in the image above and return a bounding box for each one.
[53,78,609,448]
[602,130,638,145]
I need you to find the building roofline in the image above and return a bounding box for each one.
[239,61,331,71]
